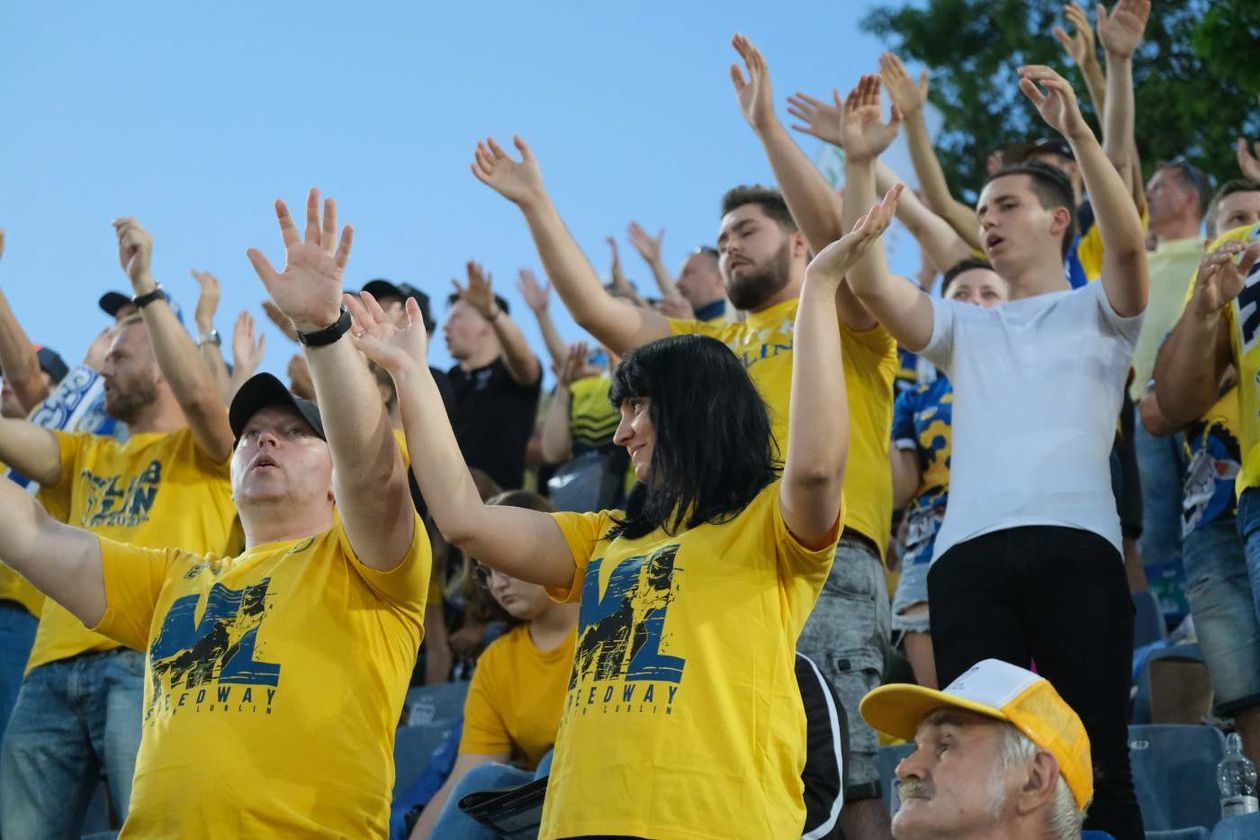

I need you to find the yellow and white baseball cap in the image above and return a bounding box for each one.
[859,659,1093,810]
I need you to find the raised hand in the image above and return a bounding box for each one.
[451,261,499,319]
[555,342,590,387]
[471,136,546,207]
[246,188,352,334]
[112,218,155,290]
[655,294,696,320]
[516,268,551,315]
[879,53,929,118]
[1018,66,1091,142]
[345,291,429,376]
[1053,3,1098,67]
[261,300,300,343]
[231,310,266,379]
[730,33,777,131]
[839,75,903,163]
[83,326,116,371]
[190,270,221,333]
[627,222,665,264]
[287,354,315,401]
[1190,240,1260,322]
[806,184,904,285]
[1238,138,1260,182]
[606,237,635,296]
[1096,0,1150,60]
[786,91,845,147]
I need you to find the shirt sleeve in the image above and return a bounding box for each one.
[919,297,958,371]
[338,510,432,623]
[667,317,722,339]
[772,481,841,585]
[1090,275,1144,348]
[92,536,184,651]
[458,639,513,757]
[546,510,615,603]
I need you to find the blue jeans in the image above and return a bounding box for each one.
[430,752,553,839]
[0,649,145,839]
[0,603,38,741]
[1184,517,1260,714]
[1134,415,1184,570]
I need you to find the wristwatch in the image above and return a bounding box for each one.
[296,306,353,348]
[132,285,166,309]
[197,329,221,348]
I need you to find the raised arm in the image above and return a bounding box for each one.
[453,262,540,387]
[1019,65,1147,315]
[190,270,233,402]
[840,76,936,350]
[782,186,900,546]
[540,343,595,465]
[113,219,234,461]
[1154,242,1258,426]
[471,136,669,355]
[245,189,414,572]
[730,35,875,331]
[627,223,686,307]
[0,474,105,625]
[880,54,983,251]
[347,292,575,588]
[0,231,49,413]
[517,268,567,371]
[1053,3,1108,116]
[1097,0,1151,212]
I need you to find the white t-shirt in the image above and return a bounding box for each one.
[920,279,1143,560]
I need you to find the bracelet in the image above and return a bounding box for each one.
[197,329,221,348]
[296,306,352,348]
[132,286,166,309]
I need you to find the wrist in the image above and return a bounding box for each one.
[130,273,158,296]
[292,307,348,337]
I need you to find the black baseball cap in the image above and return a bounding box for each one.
[35,347,69,385]
[361,279,436,333]
[1029,138,1075,161]
[229,373,325,445]
[98,291,133,318]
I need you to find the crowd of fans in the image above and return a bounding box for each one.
[1,2,1259,838]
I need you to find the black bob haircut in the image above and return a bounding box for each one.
[607,334,779,540]
[984,162,1077,260]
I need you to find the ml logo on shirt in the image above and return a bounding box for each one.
[567,544,685,718]
[80,459,163,528]
[144,578,282,722]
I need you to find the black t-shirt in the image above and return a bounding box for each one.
[448,357,541,490]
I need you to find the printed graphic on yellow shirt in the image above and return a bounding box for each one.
[80,460,163,528]
[568,544,684,717]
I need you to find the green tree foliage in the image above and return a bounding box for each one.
[861,0,1260,203]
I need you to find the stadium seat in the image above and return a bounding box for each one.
[393,721,461,797]
[1146,829,1210,839]
[1211,812,1260,839]
[1133,590,1168,649]
[877,742,915,816]
[404,680,470,727]
[1129,724,1226,832]
[1132,644,1211,725]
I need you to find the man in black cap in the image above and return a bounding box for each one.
[0,189,431,837]
[361,278,454,417]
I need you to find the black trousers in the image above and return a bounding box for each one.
[928,525,1144,840]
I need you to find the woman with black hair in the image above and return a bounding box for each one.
[348,186,901,840]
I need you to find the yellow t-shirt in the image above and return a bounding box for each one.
[460,624,574,769]
[1201,223,1260,493]
[538,481,840,840]
[671,299,897,558]
[568,375,618,451]
[1130,236,1207,400]
[25,427,237,673]
[91,513,431,839]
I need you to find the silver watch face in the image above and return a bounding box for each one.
[199,329,221,346]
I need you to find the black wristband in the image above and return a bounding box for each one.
[132,286,165,309]
[296,306,352,348]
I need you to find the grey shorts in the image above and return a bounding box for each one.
[796,534,891,793]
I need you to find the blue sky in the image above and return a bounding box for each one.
[0,1,930,382]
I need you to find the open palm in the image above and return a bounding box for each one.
[1018,66,1088,140]
[840,75,902,163]
[786,91,844,147]
[730,33,776,131]
[471,136,545,206]
[345,291,429,375]
[246,189,352,333]
[808,184,903,282]
[1097,0,1150,60]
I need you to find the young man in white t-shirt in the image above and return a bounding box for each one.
[837,67,1147,840]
